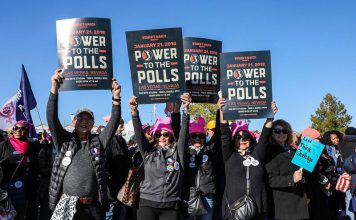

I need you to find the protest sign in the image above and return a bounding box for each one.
[291,136,325,172]
[183,37,222,103]
[56,18,113,91]
[220,50,273,120]
[126,28,185,104]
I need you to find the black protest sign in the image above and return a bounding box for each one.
[183,37,222,103]
[220,51,273,120]
[56,18,112,91]
[126,28,185,104]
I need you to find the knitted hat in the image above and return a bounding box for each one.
[302,127,321,140]
[151,117,174,135]
[232,120,255,138]
[14,120,31,129]
[189,117,206,134]
[206,120,216,130]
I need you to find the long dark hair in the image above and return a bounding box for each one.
[270,119,293,145]
[233,130,257,151]
[322,130,343,146]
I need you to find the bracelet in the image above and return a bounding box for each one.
[112,97,121,102]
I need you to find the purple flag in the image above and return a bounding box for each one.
[15,65,37,138]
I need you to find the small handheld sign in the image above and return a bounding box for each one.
[291,136,325,172]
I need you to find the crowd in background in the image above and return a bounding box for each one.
[1,70,356,220]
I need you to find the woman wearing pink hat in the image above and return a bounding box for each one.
[128,93,191,220]
[218,98,277,220]
[182,116,218,220]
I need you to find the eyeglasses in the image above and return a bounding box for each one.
[234,133,251,140]
[13,126,28,132]
[208,128,215,132]
[77,116,94,123]
[273,128,289,134]
[190,133,205,139]
[154,132,171,139]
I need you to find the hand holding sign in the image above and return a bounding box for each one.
[128,96,138,116]
[293,168,303,183]
[217,97,226,111]
[51,69,64,94]
[271,101,278,115]
[111,78,121,104]
[180,93,191,113]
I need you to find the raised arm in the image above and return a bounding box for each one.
[171,102,182,140]
[255,101,278,161]
[218,97,234,161]
[129,96,150,153]
[99,78,121,149]
[177,93,191,171]
[46,69,69,151]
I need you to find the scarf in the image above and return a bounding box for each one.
[51,194,79,220]
[9,136,29,155]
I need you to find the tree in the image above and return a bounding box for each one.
[190,103,218,122]
[310,93,352,134]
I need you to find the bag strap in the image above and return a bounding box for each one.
[196,168,201,190]
[246,165,250,195]
[9,156,26,183]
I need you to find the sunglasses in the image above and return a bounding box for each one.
[154,132,171,139]
[190,133,205,140]
[273,128,289,134]
[13,126,28,132]
[208,128,215,132]
[77,116,94,123]
[235,133,251,140]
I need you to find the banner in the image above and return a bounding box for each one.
[56,18,113,91]
[183,37,222,103]
[126,28,185,104]
[0,96,16,132]
[0,65,37,138]
[220,51,273,120]
[292,136,325,172]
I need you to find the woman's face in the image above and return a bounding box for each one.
[154,130,171,146]
[235,131,252,150]
[330,134,340,146]
[272,125,288,145]
[190,132,205,148]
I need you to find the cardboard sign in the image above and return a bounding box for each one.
[56,18,113,91]
[220,51,273,120]
[126,28,185,104]
[292,136,325,172]
[183,37,222,103]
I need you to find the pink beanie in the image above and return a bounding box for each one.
[189,117,206,134]
[232,120,254,138]
[15,120,31,128]
[302,127,321,140]
[151,117,174,135]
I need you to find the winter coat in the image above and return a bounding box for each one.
[220,122,271,219]
[266,148,309,219]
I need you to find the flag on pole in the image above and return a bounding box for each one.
[0,65,38,138]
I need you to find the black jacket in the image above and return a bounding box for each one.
[0,139,40,201]
[105,134,131,200]
[266,149,309,219]
[220,122,271,218]
[132,111,189,204]
[183,145,216,196]
[46,93,120,210]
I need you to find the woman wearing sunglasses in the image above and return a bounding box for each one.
[182,116,218,220]
[129,93,191,220]
[0,120,40,219]
[265,121,311,220]
[218,98,277,220]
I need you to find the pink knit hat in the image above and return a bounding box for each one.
[302,127,321,140]
[189,117,206,134]
[232,120,254,138]
[14,120,31,128]
[151,117,174,135]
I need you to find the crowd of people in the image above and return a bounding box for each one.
[0,69,356,220]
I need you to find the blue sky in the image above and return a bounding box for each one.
[0,0,355,132]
